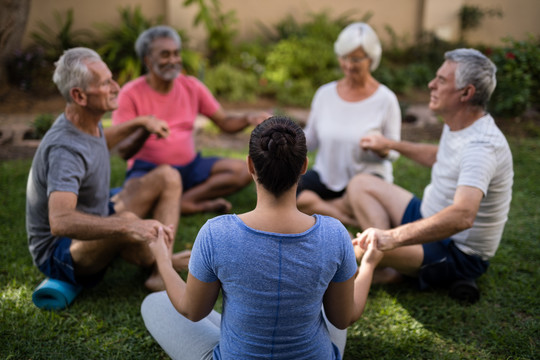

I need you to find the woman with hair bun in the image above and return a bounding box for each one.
[141,116,382,359]
[297,22,402,227]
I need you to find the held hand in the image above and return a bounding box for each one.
[246,111,272,127]
[360,133,389,158]
[128,219,174,244]
[354,227,396,252]
[148,226,173,266]
[143,116,170,138]
[362,236,384,266]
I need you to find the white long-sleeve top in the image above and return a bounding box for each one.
[304,81,401,190]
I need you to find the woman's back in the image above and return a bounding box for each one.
[189,214,357,359]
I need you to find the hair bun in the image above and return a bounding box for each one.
[263,128,294,158]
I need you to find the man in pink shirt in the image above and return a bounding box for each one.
[113,26,270,214]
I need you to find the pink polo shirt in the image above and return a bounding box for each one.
[112,75,220,167]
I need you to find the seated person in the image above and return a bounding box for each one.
[26,48,189,292]
[141,116,383,359]
[347,49,513,290]
[297,22,401,227]
[112,25,270,215]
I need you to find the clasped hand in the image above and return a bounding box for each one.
[144,115,170,138]
[359,133,389,158]
[147,225,174,266]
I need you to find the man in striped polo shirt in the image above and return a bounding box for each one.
[345,48,513,294]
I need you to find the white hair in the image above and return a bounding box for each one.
[445,48,497,109]
[52,47,102,102]
[334,22,382,71]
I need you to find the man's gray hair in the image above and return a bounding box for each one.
[135,25,182,60]
[53,47,102,102]
[445,48,497,109]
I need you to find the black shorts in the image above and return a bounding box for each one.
[296,170,344,200]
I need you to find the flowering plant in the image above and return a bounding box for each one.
[488,35,540,117]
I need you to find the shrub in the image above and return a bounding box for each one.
[30,9,95,62]
[95,6,162,85]
[275,78,315,107]
[374,65,412,95]
[183,0,238,65]
[31,113,55,139]
[487,35,540,117]
[204,63,259,102]
[262,36,341,106]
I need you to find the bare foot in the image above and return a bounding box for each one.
[201,198,232,214]
[181,198,232,215]
[172,250,191,272]
[372,267,405,285]
[144,267,165,292]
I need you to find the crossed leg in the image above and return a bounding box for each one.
[297,190,358,227]
[345,174,422,284]
[181,158,252,215]
[71,165,187,291]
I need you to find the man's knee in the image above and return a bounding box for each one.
[224,158,251,186]
[154,164,182,190]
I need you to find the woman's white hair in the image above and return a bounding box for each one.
[334,22,382,72]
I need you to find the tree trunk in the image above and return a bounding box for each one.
[0,0,32,96]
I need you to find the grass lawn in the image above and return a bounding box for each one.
[1,136,538,359]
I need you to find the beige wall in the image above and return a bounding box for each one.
[217,0,421,44]
[23,0,167,47]
[423,0,464,41]
[464,0,539,45]
[22,0,540,50]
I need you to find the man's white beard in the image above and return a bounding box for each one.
[153,63,181,81]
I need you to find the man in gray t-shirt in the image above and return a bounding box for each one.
[346,49,513,292]
[26,48,189,291]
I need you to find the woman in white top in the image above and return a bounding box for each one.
[297,22,401,227]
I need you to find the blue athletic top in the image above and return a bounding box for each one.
[189,214,357,359]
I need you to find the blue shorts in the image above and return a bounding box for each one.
[297,170,344,199]
[402,197,490,290]
[38,237,106,288]
[126,153,220,191]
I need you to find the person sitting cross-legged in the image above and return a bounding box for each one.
[26,47,190,292]
[112,25,271,215]
[141,116,383,359]
[346,48,513,292]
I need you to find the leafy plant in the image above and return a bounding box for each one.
[459,5,503,41]
[204,63,259,102]
[258,9,370,43]
[94,6,163,85]
[487,35,540,117]
[183,0,238,65]
[31,113,55,139]
[259,10,373,106]
[30,9,95,61]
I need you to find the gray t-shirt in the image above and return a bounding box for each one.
[26,114,110,266]
[189,214,357,359]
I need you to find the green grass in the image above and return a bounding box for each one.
[1,137,538,359]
